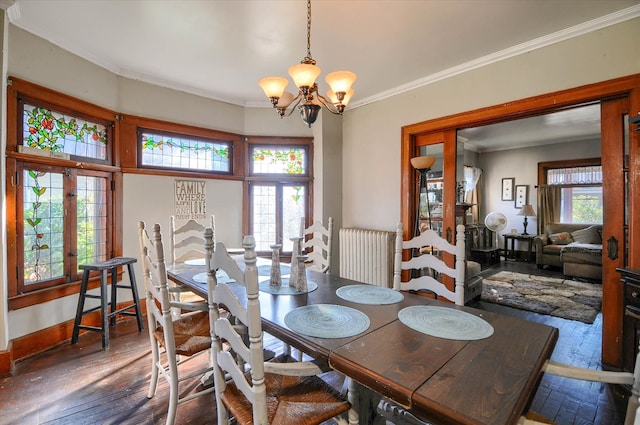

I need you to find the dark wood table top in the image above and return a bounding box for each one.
[167,262,558,425]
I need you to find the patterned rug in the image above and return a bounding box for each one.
[481,271,602,324]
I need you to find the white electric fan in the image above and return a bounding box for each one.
[484,212,508,247]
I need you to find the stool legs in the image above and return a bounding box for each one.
[126,262,145,332]
[100,269,110,348]
[71,257,143,349]
[71,270,91,345]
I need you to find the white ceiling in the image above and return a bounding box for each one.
[6,0,640,150]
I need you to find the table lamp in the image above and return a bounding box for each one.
[517,204,536,235]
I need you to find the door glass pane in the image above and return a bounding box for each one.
[23,170,65,283]
[416,144,443,236]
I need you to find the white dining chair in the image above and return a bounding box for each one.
[169,215,215,305]
[392,223,466,306]
[301,217,334,273]
[519,353,640,425]
[377,223,467,425]
[169,215,215,264]
[205,230,351,425]
[136,221,215,425]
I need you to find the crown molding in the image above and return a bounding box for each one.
[349,4,640,110]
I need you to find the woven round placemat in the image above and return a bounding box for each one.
[336,284,404,305]
[259,280,318,295]
[398,306,493,340]
[284,304,370,338]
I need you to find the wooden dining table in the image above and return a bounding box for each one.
[167,261,559,425]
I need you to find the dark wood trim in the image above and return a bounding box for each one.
[601,97,629,367]
[401,73,640,369]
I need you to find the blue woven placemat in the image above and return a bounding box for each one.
[184,258,205,266]
[398,306,494,340]
[259,280,318,295]
[192,270,235,284]
[284,304,370,338]
[257,264,291,276]
[336,284,404,305]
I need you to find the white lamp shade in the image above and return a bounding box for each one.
[327,89,354,105]
[288,63,321,88]
[258,76,289,98]
[325,70,357,94]
[276,91,296,108]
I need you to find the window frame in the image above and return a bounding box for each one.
[538,157,603,224]
[6,77,119,310]
[244,137,314,258]
[16,163,114,293]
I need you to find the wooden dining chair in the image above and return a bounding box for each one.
[169,215,215,264]
[205,230,351,425]
[301,217,334,273]
[392,223,466,306]
[137,221,215,425]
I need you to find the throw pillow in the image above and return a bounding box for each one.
[549,232,574,245]
[571,226,602,244]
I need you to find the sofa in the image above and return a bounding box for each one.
[533,223,603,280]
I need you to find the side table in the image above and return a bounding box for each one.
[503,234,535,262]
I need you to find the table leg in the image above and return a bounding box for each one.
[347,378,359,425]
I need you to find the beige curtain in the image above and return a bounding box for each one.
[537,185,561,234]
[464,166,482,224]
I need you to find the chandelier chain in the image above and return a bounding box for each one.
[306,0,312,60]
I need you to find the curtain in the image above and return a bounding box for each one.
[537,185,561,234]
[464,166,482,224]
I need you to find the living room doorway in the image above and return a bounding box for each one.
[400,74,639,368]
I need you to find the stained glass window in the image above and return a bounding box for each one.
[251,146,306,175]
[140,130,231,172]
[22,170,65,283]
[22,103,108,160]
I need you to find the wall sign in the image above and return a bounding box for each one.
[174,180,207,220]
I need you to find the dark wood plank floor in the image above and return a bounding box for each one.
[0,261,628,425]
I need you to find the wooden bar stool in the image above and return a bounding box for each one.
[71,257,144,349]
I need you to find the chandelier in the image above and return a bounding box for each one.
[258,0,357,127]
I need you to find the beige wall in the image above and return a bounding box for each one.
[341,18,640,231]
[1,16,638,346]
[478,138,602,246]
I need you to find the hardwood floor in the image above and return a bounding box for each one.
[0,261,628,425]
[470,261,628,425]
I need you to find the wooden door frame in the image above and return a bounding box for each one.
[401,73,640,368]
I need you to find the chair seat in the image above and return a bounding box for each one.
[221,371,350,425]
[152,310,210,356]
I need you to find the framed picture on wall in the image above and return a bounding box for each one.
[501,178,515,201]
[514,185,528,208]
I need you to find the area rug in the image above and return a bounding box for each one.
[481,271,602,324]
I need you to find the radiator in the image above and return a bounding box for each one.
[339,228,397,288]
